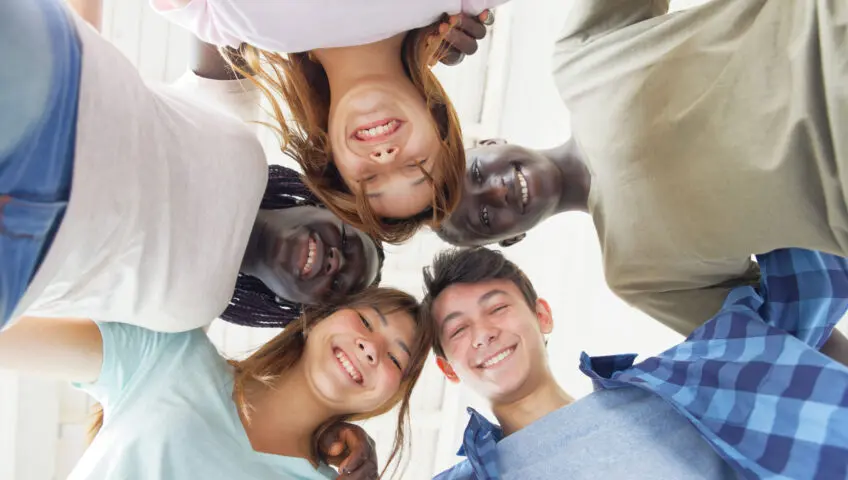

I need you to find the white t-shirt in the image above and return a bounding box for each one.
[11,10,268,332]
[151,0,510,52]
[71,322,337,479]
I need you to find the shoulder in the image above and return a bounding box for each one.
[434,460,475,480]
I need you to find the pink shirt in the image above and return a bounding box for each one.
[151,0,508,52]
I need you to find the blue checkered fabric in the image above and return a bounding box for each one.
[434,249,848,480]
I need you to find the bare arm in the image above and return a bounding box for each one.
[189,37,249,81]
[0,316,103,384]
[66,0,102,32]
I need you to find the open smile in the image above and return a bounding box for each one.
[352,118,402,143]
[334,347,364,385]
[514,166,529,213]
[477,346,517,369]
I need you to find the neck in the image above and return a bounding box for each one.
[540,139,591,214]
[312,34,408,95]
[238,363,337,464]
[491,375,574,436]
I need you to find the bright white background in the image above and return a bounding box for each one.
[4,1,842,479]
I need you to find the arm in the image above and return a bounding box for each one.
[756,248,848,350]
[0,316,102,384]
[189,37,248,81]
[66,0,102,32]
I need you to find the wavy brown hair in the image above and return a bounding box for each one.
[224,29,465,244]
[89,287,433,478]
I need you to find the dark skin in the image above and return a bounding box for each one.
[241,206,380,305]
[441,139,848,367]
[439,138,591,247]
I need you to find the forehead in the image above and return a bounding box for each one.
[431,279,525,324]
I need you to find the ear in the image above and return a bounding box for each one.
[498,233,526,248]
[535,298,554,335]
[477,138,508,146]
[436,356,460,384]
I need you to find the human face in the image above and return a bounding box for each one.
[303,305,417,413]
[441,140,562,246]
[328,76,442,219]
[250,206,380,304]
[432,279,552,403]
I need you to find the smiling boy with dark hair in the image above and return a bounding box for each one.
[423,247,848,480]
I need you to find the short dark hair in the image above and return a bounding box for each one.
[421,247,538,357]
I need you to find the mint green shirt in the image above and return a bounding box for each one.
[70,323,337,480]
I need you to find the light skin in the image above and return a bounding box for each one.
[0,307,415,467]
[238,305,416,462]
[431,279,573,435]
[313,36,442,219]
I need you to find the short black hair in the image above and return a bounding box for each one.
[421,247,538,357]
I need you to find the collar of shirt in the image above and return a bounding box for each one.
[447,249,848,480]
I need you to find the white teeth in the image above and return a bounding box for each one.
[302,238,316,275]
[357,120,398,139]
[516,169,529,206]
[481,348,515,368]
[336,350,363,383]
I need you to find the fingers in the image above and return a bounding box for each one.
[318,423,345,460]
[440,25,478,57]
[337,458,379,480]
[450,13,487,40]
[337,429,367,475]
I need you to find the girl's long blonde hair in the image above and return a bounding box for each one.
[89,287,433,478]
[225,29,465,244]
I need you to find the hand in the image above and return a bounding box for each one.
[318,422,378,480]
[428,10,495,66]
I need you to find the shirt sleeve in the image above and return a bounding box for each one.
[151,0,510,52]
[169,70,262,125]
[617,284,742,337]
[554,0,670,50]
[73,322,199,409]
[755,248,848,349]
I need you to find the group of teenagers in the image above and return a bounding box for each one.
[2,0,848,478]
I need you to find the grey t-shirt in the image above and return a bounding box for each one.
[551,0,848,334]
[439,388,735,480]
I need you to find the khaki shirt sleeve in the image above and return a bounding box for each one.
[554,0,670,50]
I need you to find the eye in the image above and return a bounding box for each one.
[361,174,378,184]
[388,353,402,371]
[492,305,509,314]
[471,160,483,184]
[479,206,490,227]
[339,224,349,251]
[449,325,467,339]
[358,313,373,331]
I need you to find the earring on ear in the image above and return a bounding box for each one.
[498,233,526,248]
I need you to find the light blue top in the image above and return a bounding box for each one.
[437,388,735,480]
[70,322,337,480]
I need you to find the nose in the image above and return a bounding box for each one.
[323,247,344,276]
[480,177,509,208]
[472,325,499,350]
[369,145,399,164]
[356,337,379,365]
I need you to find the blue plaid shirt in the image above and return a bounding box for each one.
[435,249,848,480]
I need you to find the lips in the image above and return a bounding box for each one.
[334,347,364,385]
[297,232,324,280]
[514,167,529,213]
[352,119,402,143]
[477,346,517,369]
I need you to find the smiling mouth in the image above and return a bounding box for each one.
[302,236,317,276]
[478,346,516,369]
[334,347,364,385]
[353,119,401,142]
[514,167,529,210]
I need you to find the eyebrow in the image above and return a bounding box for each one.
[439,289,510,334]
